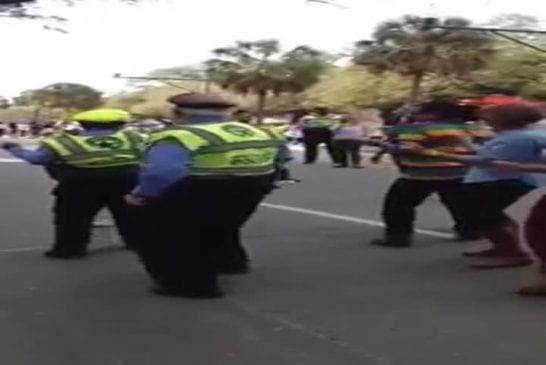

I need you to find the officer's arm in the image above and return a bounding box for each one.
[132,141,191,198]
[5,145,57,165]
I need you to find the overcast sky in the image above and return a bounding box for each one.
[0,0,544,97]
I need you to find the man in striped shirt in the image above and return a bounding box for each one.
[372,101,492,248]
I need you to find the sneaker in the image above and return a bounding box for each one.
[468,255,533,269]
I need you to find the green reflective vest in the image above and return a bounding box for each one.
[41,130,145,169]
[150,121,282,177]
[260,125,289,140]
[302,116,338,129]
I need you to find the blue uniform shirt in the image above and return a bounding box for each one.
[465,127,546,186]
[133,116,291,198]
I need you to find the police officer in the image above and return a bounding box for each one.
[125,92,287,298]
[301,107,338,164]
[2,109,144,259]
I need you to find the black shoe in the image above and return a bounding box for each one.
[151,286,224,299]
[371,237,412,248]
[44,249,87,259]
[217,265,250,275]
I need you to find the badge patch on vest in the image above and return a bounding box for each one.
[85,136,124,149]
[221,125,257,137]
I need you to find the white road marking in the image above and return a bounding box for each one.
[0,246,44,253]
[0,158,23,163]
[0,199,450,254]
[261,203,452,239]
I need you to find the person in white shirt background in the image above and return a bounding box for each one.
[332,115,368,168]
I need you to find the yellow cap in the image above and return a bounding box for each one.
[72,109,131,123]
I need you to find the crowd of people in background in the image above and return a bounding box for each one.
[0,119,172,139]
[0,120,62,138]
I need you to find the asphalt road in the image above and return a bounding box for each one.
[1,151,546,365]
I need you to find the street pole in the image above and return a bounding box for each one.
[113,74,213,92]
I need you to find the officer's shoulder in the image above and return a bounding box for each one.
[148,127,195,143]
[245,123,284,138]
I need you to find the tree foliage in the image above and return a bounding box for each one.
[104,41,546,117]
[14,82,102,111]
[465,48,546,99]
[205,40,330,122]
[0,0,139,31]
[305,66,410,108]
[353,16,496,101]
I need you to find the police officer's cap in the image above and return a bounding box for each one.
[72,108,131,123]
[167,92,237,109]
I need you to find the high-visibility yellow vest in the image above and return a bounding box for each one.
[150,121,282,177]
[41,130,145,169]
[302,116,338,129]
[260,124,289,140]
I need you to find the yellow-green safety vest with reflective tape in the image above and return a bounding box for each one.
[40,130,146,169]
[150,121,282,177]
[260,125,289,140]
[303,117,338,129]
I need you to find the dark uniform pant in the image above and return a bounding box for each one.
[382,178,475,237]
[132,176,274,295]
[332,139,362,167]
[52,177,137,255]
[302,127,335,164]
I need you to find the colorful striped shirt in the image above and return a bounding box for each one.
[385,122,493,180]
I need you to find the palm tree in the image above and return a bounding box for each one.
[353,16,496,102]
[205,40,330,123]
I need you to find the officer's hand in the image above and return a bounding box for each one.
[125,194,148,206]
[1,142,21,150]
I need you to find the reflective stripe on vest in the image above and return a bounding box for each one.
[41,131,144,169]
[303,118,337,129]
[256,125,287,141]
[151,122,281,177]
